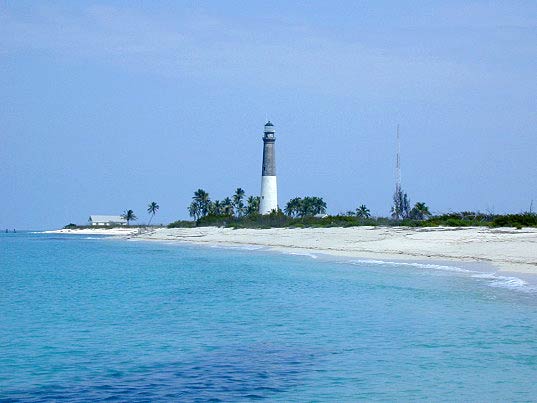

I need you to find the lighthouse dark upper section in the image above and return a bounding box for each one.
[262,121,276,176]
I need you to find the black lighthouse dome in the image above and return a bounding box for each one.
[264,121,275,134]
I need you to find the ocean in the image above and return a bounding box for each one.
[1,232,537,401]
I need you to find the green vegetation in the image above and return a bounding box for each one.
[426,212,537,228]
[170,212,382,229]
[284,197,327,217]
[491,213,537,228]
[167,220,197,228]
[174,188,330,228]
[188,188,267,220]
[169,211,537,229]
[169,188,537,229]
[391,188,410,219]
[232,188,246,217]
[188,189,211,220]
[409,202,431,220]
[245,196,260,216]
[64,187,536,230]
[73,186,526,230]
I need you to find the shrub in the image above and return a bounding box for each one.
[165,212,537,229]
[167,220,196,228]
[491,213,537,228]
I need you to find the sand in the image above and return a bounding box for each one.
[43,227,141,236]
[131,226,537,275]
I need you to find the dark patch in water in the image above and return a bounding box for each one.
[1,343,316,402]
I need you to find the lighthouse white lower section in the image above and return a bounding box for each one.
[259,175,278,215]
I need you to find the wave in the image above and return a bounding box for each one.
[347,259,473,273]
[209,244,266,251]
[470,273,534,292]
[281,251,319,259]
[346,258,536,293]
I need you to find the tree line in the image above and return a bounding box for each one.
[65,190,537,229]
[187,187,334,220]
[284,197,327,217]
[186,187,434,222]
[188,188,260,220]
[118,190,431,226]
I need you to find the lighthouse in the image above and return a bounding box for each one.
[259,121,278,214]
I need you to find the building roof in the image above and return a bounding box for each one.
[265,121,274,126]
[89,215,127,223]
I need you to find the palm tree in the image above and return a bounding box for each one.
[285,197,302,217]
[188,201,200,220]
[308,196,327,216]
[222,197,234,216]
[121,209,137,226]
[211,200,223,215]
[246,196,260,216]
[356,204,371,218]
[147,202,159,225]
[232,188,246,217]
[300,197,311,216]
[410,202,431,220]
[193,189,211,217]
[301,196,326,216]
[285,196,326,217]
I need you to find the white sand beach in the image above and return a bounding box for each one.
[131,226,537,275]
[43,227,141,236]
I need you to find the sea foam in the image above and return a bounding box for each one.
[346,258,536,293]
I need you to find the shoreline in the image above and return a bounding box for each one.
[135,227,537,276]
[130,226,537,273]
[44,225,537,282]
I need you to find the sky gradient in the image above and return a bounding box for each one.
[1,1,536,229]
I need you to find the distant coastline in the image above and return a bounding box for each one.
[42,227,140,236]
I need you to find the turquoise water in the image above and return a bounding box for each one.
[1,232,537,401]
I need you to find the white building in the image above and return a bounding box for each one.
[88,215,127,226]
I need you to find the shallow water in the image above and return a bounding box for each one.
[1,232,537,401]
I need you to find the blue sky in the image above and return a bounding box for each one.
[1,1,536,229]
